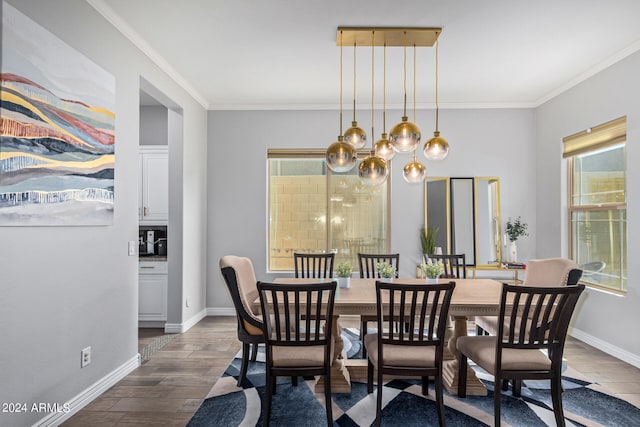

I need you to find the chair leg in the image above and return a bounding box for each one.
[551,375,566,427]
[376,365,383,427]
[250,343,259,361]
[292,376,298,386]
[501,379,509,391]
[421,376,429,396]
[238,342,250,387]
[494,374,502,427]
[361,320,368,359]
[367,359,374,394]
[458,352,468,397]
[512,379,522,397]
[324,371,333,427]
[264,369,273,427]
[435,372,445,427]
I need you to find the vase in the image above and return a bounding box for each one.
[380,277,394,283]
[426,278,438,284]
[509,241,518,263]
[337,277,350,289]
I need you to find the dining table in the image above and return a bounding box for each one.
[260,277,506,396]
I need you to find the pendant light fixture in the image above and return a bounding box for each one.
[402,44,426,184]
[327,30,357,173]
[344,41,366,149]
[423,32,450,160]
[359,30,389,186]
[389,31,421,153]
[374,42,395,161]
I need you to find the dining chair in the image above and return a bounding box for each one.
[457,283,585,427]
[219,255,265,387]
[293,252,335,279]
[475,258,581,336]
[365,280,455,427]
[257,280,337,427]
[357,253,400,357]
[425,253,467,278]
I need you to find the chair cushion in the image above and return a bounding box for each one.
[524,258,579,287]
[271,344,331,367]
[220,256,261,320]
[364,333,437,368]
[457,335,551,373]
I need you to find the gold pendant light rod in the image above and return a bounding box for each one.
[339,30,343,136]
[435,36,440,132]
[371,31,375,149]
[337,27,441,47]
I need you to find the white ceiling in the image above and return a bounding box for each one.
[92,0,640,110]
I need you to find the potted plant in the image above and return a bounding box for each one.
[375,261,396,282]
[420,259,445,283]
[505,217,528,263]
[420,227,438,257]
[335,262,352,288]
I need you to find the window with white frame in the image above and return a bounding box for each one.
[268,149,390,272]
[564,116,627,293]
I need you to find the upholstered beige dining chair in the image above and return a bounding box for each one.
[475,258,582,336]
[365,280,455,427]
[219,255,264,387]
[458,283,585,427]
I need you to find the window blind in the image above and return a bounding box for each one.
[562,116,626,158]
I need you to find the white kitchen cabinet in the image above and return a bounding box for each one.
[139,146,168,224]
[138,261,167,322]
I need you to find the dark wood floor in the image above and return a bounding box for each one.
[63,316,640,426]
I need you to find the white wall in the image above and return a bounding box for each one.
[0,1,208,425]
[536,50,640,362]
[207,108,536,308]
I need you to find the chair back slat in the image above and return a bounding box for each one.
[293,253,335,278]
[376,281,455,349]
[425,253,467,278]
[358,253,400,278]
[258,281,336,347]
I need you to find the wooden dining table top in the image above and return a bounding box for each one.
[269,277,505,317]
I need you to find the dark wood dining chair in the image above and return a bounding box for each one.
[357,253,400,357]
[365,280,456,427]
[219,256,264,387]
[425,253,467,278]
[293,252,335,278]
[257,281,337,427]
[457,283,586,427]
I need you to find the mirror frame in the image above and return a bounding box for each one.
[474,177,502,267]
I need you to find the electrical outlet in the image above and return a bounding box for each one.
[128,241,136,256]
[81,346,91,368]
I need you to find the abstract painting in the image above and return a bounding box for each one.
[0,2,115,226]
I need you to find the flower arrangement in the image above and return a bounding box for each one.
[420,259,445,279]
[506,217,529,242]
[335,262,352,278]
[375,261,396,279]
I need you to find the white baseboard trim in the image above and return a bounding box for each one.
[570,327,640,369]
[207,307,235,316]
[164,308,207,333]
[33,354,140,427]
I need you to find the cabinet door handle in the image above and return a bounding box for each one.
[140,266,155,269]
[143,207,148,216]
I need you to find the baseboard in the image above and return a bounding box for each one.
[206,307,235,316]
[33,354,140,427]
[570,327,640,369]
[164,308,207,333]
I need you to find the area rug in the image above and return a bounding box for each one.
[187,331,640,427]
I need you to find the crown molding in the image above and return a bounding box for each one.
[86,0,209,109]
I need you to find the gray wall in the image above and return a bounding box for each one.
[207,108,536,308]
[536,50,640,360]
[0,1,208,426]
[140,106,168,146]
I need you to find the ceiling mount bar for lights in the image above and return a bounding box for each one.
[336,27,441,47]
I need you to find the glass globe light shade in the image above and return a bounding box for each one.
[326,137,357,173]
[358,153,389,186]
[423,131,450,160]
[344,121,367,149]
[403,158,426,184]
[389,116,421,153]
[374,133,396,161]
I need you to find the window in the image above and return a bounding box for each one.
[564,116,627,293]
[268,149,390,272]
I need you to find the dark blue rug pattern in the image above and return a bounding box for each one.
[188,331,640,427]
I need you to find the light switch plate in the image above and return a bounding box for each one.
[128,241,136,256]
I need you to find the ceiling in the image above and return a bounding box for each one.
[93,0,640,110]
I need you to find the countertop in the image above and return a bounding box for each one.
[139,256,167,262]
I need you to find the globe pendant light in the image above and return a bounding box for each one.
[344,42,366,149]
[424,33,450,160]
[403,151,426,184]
[327,31,357,173]
[374,44,396,161]
[389,32,420,153]
[359,31,389,186]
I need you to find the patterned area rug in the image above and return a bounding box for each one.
[187,331,640,427]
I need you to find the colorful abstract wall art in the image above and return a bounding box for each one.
[0,2,115,226]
